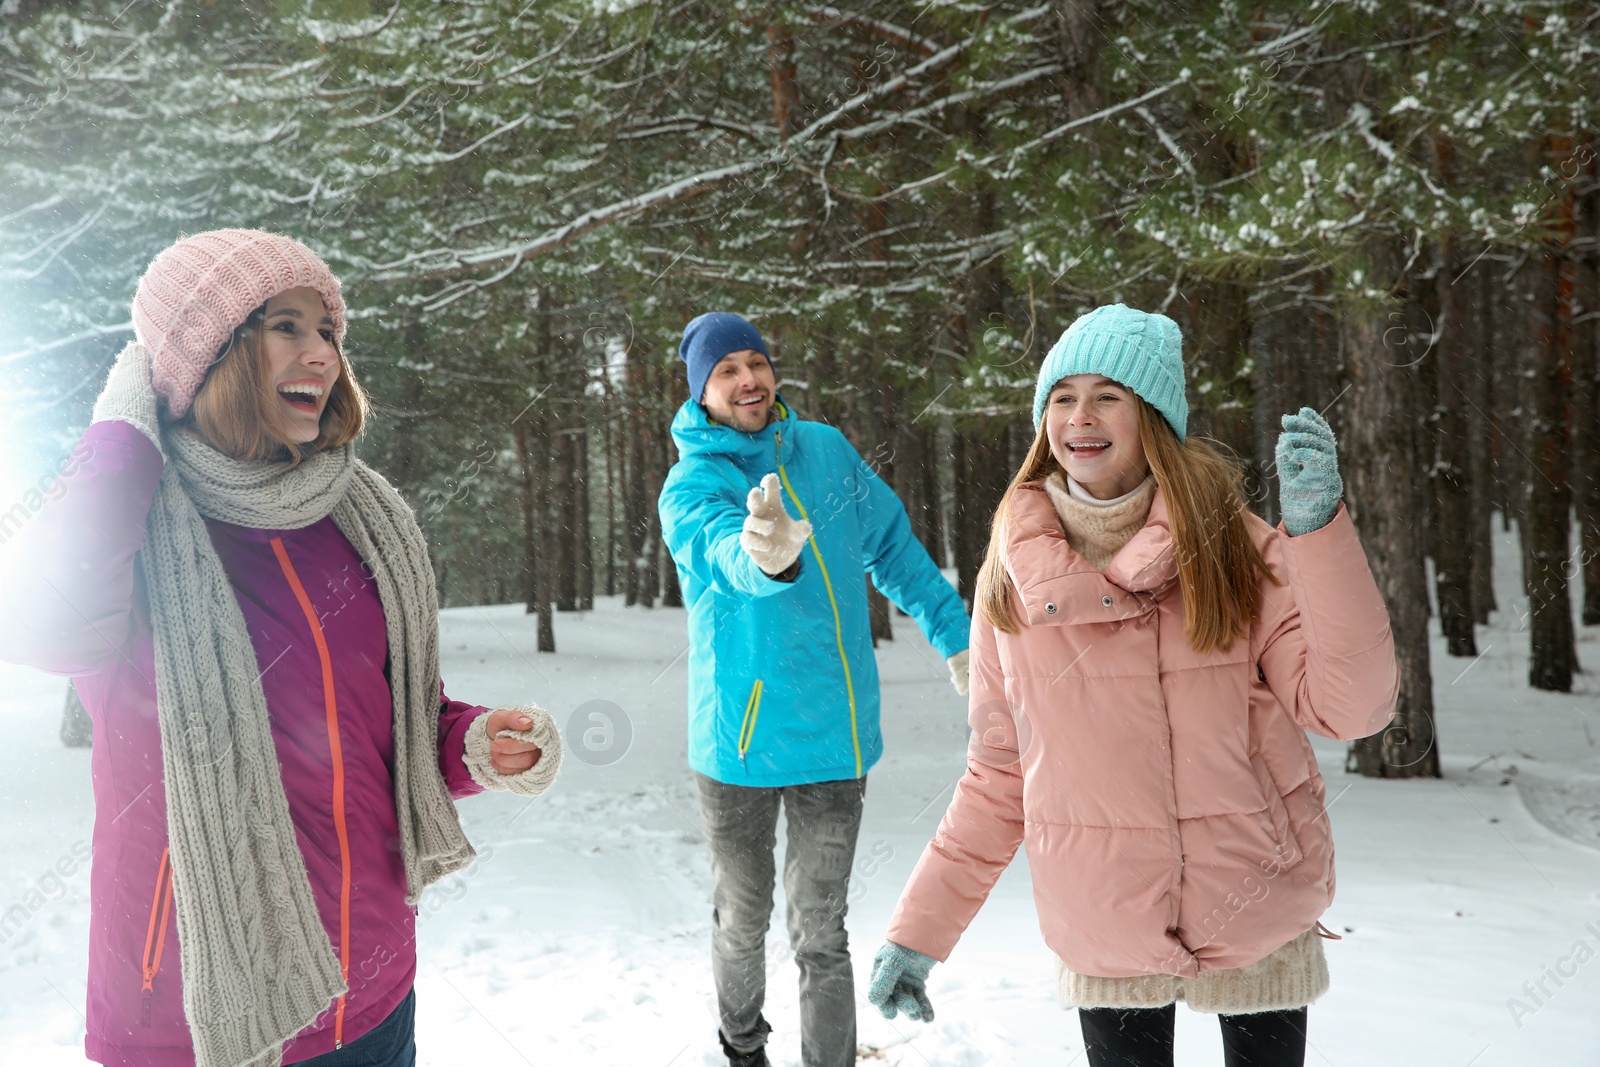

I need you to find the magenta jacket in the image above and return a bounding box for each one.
[0,420,490,1067]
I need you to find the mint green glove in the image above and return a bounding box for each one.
[1275,407,1342,536]
[867,941,936,1022]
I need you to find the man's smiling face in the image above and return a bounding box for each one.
[701,348,776,432]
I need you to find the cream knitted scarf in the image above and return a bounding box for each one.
[143,430,476,1067]
[1042,471,1155,570]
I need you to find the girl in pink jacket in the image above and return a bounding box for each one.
[867,304,1399,1066]
[0,230,562,1067]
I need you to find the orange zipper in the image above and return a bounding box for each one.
[271,537,353,1048]
[139,847,175,1028]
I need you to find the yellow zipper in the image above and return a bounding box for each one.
[774,429,862,778]
[737,679,764,763]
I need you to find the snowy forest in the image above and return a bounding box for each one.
[4,2,1600,1064]
[6,0,1596,781]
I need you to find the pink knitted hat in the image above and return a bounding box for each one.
[132,229,347,418]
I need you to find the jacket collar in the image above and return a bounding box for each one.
[1003,480,1178,626]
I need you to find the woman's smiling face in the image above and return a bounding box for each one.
[1044,374,1150,499]
[259,287,340,444]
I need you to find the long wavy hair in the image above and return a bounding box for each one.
[179,305,367,465]
[975,396,1278,654]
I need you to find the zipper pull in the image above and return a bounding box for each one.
[140,988,153,1028]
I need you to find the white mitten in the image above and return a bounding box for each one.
[740,473,812,576]
[946,649,970,696]
[91,341,164,455]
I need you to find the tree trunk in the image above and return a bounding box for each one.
[624,353,653,608]
[383,324,427,507]
[1432,235,1477,656]
[552,427,577,611]
[601,402,618,599]
[1054,0,1102,119]
[519,291,557,652]
[869,583,892,644]
[951,424,1009,605]
[1340,253,1441,779]
[899,418,946,565]
[1185,279,1256,478]
[1573,150,1600,626]
[1468,260,1498,625]
[654,379,678,607]
[577,428,595,610]
[1516,248,1577,691]
[661,546,683,608]
[767,23,800,140]
[515,420,556,653]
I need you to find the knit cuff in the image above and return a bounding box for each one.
[463,705,563,797]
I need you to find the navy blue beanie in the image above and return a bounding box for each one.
[678,312,771,403]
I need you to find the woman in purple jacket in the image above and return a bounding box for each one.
[0,229,562,1067]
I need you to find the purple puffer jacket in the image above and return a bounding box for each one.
[0,421,490,1067]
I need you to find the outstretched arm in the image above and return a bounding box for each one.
[659,463,803,598]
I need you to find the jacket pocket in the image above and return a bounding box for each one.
[140,846,175,1028]
[737,679,764,764]
[1249,753,1305,875]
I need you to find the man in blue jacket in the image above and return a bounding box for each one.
[658,313,971,1067]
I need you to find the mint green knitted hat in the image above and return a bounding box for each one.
[1031,304,1188,441]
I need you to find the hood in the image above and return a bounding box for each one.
[669,394,799,465]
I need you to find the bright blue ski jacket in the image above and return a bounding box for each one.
[659,397,971,788]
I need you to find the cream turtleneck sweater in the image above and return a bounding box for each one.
[1039,469,1330,1014]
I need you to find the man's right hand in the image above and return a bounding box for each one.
[740,473,811,576]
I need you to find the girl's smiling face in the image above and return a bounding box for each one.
[1044,374,1150,499]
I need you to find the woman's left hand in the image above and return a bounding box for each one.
[1275,407,1343,536]
[484,708,545,775]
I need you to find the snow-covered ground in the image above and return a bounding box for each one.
[3,521,1599,1066]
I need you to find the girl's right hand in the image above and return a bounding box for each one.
[867,940,937,1022]
[91,341,164,455]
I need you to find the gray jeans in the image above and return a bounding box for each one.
[695,773,865,1067]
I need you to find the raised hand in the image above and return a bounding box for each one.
[1275,406,1343,536]
[740,473,812,576]
[91,341,165,454]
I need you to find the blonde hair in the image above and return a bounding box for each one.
[975,397,1278,653]
[180,307,367,464]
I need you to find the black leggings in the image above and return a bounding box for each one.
[1078,1004,1307,1067]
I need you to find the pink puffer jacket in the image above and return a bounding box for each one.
[887,482,1398,980]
